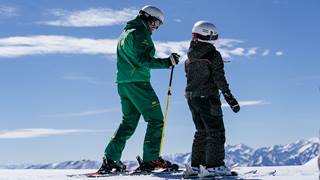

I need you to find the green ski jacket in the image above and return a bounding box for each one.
[116,16,171,83]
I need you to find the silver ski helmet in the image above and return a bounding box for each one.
[139,5,164,29]
[192,21,218,41]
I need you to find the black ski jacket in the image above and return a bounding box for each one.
[185,40,230,99]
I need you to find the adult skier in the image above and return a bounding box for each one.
[184,21,240,176]
[97,5,180,174]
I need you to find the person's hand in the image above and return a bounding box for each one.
[223,90,240,113]
[169,53,180,66]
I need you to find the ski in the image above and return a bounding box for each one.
[250,170,276,177]
[198,165,238,179]
[66,170,129,178]
[67,168,183,178]
[183,164,240,179]
[240,169,258,175]
[182,164,262,179]
[67,155,181,178]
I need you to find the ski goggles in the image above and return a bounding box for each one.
[192,32,218,41]
[149,17,162,29]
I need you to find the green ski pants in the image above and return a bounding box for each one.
[105,82,164,162]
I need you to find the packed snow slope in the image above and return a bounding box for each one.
[0,157,318,180]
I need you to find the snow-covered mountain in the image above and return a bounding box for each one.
[227,137,319,167]
[1,137,318,169]
[0,160,137,170]
[167,137,319,167]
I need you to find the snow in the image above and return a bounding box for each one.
[0,159,318,180]
[298,144,313,154]
[0,156,318,180]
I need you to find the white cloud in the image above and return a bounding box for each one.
[42,108,120,118]
[174,18,182,23]
[0,5,18,17]
[42,8,137,27]
[246,48,257,56]
[0,128,99,139]
[219,47,256,59]
[214,39,252,59]
[275,51,283,56]
[155,39,261,62]
[229,48,245,56]
[262,49,270,56]
[154,40,189,59]
[0,35,265,61]
[63,72,101,84]
[215,39,243,48]
[222,100,269,108]
[0,35,117,58]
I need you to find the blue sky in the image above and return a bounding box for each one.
[0,0,319,165]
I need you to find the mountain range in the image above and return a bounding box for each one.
[1,137,318,169]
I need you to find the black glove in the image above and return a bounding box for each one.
[223,90,240,113]
[169,53,180,66]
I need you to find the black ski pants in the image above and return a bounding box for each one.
[187,96,226,168]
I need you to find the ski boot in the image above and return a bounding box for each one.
[97,157,126,174]
[135,156,179,172]
[198,164,237,178]
[206,164,232,176]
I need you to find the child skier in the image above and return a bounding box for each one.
[184,21,240,176]
[96,5,180,174]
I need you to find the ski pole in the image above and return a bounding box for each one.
[160,65,175,154]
